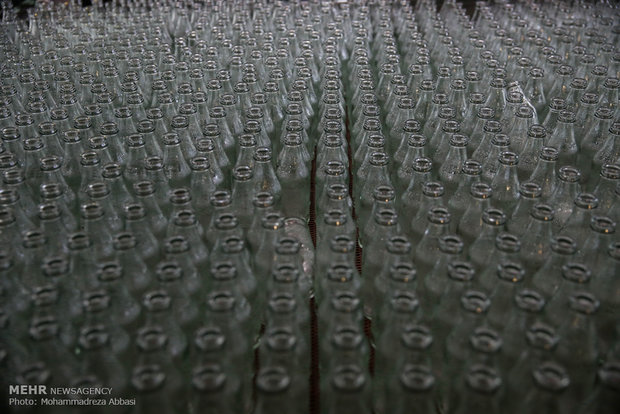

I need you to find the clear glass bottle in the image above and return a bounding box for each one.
[547,110,578,166]
[438,134,469,198]
[321,363,371,414]
[469,208,508,269]
[254,366,308,414]
[414,207,452,277]
[453,364,503,414]
[277,134,311,220]
[555,291,600,405]
[520,204,555,273]
[408,182,445,245]
[528,147,560,199]
[457,182,493,245]
[490,152,520,215]
[518,124,547,182]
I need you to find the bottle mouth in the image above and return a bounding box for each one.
[568,291,599,314]
[469,327,503,354]
[447,261,475,282]
[73,115,93,130]
[81,202,104,219]
[558,166,581,183]
[600,164,620,180]
[162,133,181,146]
[97,262,123,283]
[80,151,100,166]
[327,231,355,252]
[470,182,492,199]
[156,261,183,283]
[374,208,399,226]
[483,120,502,133]
[441,118,460,133]
[324,160,346,176]
[126,134,145,147]
[330,290,360,312]
[477,107,496,119]
[256,366,291,394]
[133,181,155,196]
[192,364,227,392]
[449,134,469,147]
[40,156,62,171]
[533,362,570,392]
[284,132,304,146]
[531,204,555,221]
[178,103,197,116]
[561,262,591,284]
[590,215,616,234]
[102,163,122,178]
[539,146,559,161]
[516,180,540,198]
[528,124,546,139]
[67,232,91,250]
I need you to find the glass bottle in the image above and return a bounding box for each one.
[414,207,452,277]
[524,67,547,117]
[189,362,241,414]
[0,188,34,234]
[592,123,620,187]
[36,122,62,159]
[40,155,75,208]
[452,364,503,414]
[168,209,209,266]
[438,134,469,198]
[447,160,482,226]
[95,261,141,328]
[101,162,133,209]
[156,259,201,328]
[520,204,555,273]
[508,182,542,237]
[86,182,122,234]
[578,107,614,182]
[559,193,599,241]
[518,124,547,181]
[161,133,191,188]
[394,132,426,176]
[545,166,582,232]
[383,364,436,414]
[547,110,578,166]
[578,215,617,271]
[124,134,148,184]
[516,362,571,414]
[490,152,520,215]
[542,97,566,135]
[112,232,150,295]
[254,366,308,414]
[277,134,311,220]
[132,180,167,238]
[408,182,445,245]
[583,362,620,414]
[592,164,620,212]
[229,166,256,233]
[555,292,600,405]
[528,147,560,199]
[321,363,371,414]
[361,208,400,316]
[457,182,493,246]
[3,168,38,223]
[469,208,508,269]
[253,147,282,202]
[471,120,502,164]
